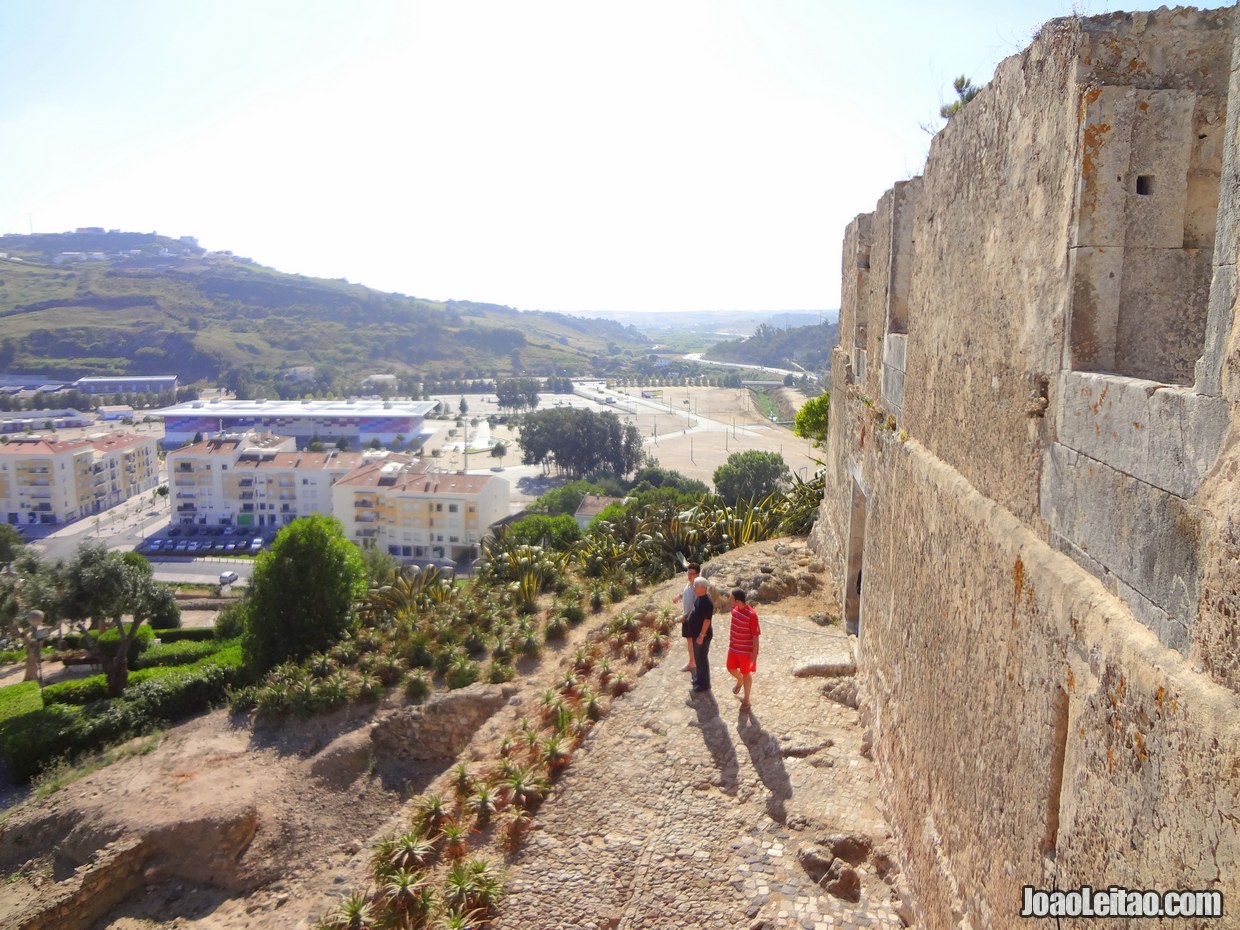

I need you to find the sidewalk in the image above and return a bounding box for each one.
[493,542,911,930]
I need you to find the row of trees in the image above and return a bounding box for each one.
[495,378,544,411]
[516,408,645,480]
[0,387,196,413]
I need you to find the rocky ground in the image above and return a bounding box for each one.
[0,539,914,930]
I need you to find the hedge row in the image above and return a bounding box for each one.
[0,643,248,781]
[134,638,221,669]
[42,640,244,707]
[0,681,42,727]
[150,628,215,643]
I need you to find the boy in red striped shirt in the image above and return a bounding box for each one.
[726,588,761,708]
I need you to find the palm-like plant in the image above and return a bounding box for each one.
[385,828,438,872]
[439,819,472,861]
[433,905,488,930]
[539,734,572,774]
[380,868,434,925]
[467,784,500,827]
[499,764,550,812]
[451,762,474,800]
[415,793,451,835]
[317,891,376,930]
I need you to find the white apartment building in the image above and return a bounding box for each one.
[166,433,368,528]
[331,460,509,563]
[0,432,160,525]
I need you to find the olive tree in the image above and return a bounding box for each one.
[713,450,791,504]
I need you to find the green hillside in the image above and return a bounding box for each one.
[703,321,838,377]
[0,232,648,394]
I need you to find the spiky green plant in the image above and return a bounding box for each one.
[386,828,437,872]
[439,819,471,861]
[316,891,376,930]
[379,868,433,925]
[416,793,450,834]
[467,785,500,827]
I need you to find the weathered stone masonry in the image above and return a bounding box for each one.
[811,7,1240,928]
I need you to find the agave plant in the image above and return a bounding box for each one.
[467,784,500,827]
[557,669,579,697]
[451,762,475,800]
[386,828,438,872]
[360,566,458,624]
[380,868,434,924]
[434,905,489,930]
[501,808,534,854]
[539,734,572,774]
[572,646,594,674]
[317,891,376,930]
[499,764,550,812]
[439,819,472,861]
[416,793,451,834]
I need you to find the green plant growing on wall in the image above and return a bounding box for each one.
[940,75,980,119]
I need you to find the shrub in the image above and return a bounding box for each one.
[149,593,181,629]
[403,672,431,702]
[445,657,480,690]
[151,628,215,643]
[92,624,155,664]
[243,514,367,673]
[133,639,223,670]
[214,602,247,640]
[0,681,42,726]
[42,676,109,706]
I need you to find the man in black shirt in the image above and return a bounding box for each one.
[686,576,714,692]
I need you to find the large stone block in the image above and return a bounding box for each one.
[1042,443,1202,646]
[1055,370,1228,497]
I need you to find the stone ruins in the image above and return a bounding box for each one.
[811,6,1240,927]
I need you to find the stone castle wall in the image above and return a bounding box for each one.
[811,7,1240,928]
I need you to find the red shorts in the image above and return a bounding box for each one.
[726,650,757,674]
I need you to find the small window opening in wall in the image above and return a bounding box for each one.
[1136,175,1155,196]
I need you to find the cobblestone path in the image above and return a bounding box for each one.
[494,581,909,930]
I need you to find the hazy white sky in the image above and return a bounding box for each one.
[2,1,1230,315]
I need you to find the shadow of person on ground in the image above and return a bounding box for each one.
[737,709,793,824]
[691,690,738,796]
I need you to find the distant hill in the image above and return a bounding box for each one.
[702,320,838,377]
[0,232,649,395]
[572,308,836,336]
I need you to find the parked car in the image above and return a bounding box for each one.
[249,537,263,553]
[219,570,239,586]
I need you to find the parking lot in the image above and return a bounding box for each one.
[139,523,273,559]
